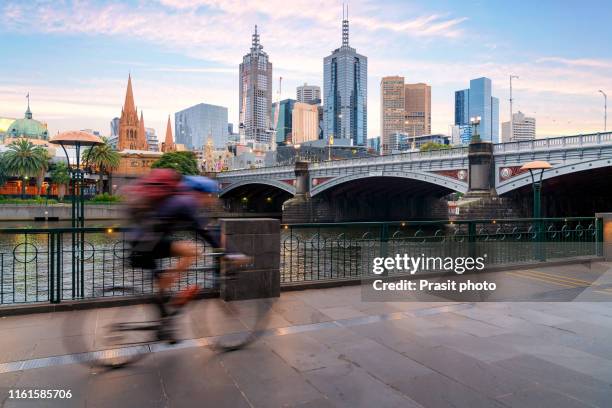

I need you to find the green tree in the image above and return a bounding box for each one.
[419,142,451,152]
[152,151,199,175]
[83,137,121,195]
[0,153,8,188]
[3,139,49,197]
[49,161,70,200]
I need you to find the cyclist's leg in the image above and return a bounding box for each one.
[156,240,198,292]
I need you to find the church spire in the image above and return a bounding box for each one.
[163,115,175,152]
[123,74,136,114]
[138,111,148,150]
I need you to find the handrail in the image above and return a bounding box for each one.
[281,217,596,229]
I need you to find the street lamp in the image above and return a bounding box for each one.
[50,130,103,299]
[294,144,301,161]
[509,75,519,140]
[598,90,607,132]
[520,160,552,219]
[469,116,481,142]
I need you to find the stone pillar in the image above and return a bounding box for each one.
[294,160,310,197]
[282,161,315,223]
[467,141,496,196]
[596,213,612,261]
[220,218,280,300]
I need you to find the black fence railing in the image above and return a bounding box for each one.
[280,217,603,283]
[0,217,604,306]
[0,227,218,306]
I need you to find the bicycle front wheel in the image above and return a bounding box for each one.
[62,286,161,369]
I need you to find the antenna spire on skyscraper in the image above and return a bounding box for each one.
[342,4,349,47]
[252,25,260,49]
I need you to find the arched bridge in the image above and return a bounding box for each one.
[218,132,612,198]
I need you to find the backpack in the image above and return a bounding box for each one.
[125,168,183,214]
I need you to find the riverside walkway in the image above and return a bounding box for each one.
[1,262,612,408]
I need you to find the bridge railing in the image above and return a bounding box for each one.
[280,217,602,283]
[494,132,612,153]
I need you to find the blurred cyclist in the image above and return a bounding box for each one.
[127,169,243,310]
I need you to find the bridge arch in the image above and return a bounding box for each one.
[497,157,612,195]
[219,179,296,197]
[310,171,468,197]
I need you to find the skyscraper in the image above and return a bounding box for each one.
[297,84,321,105]
[145,127,159,152]
[292,102,319,144]
[404,83,431,136]
[271,99,295,145]
[323,6,367,146]
[502,111,536,142]
[380,77,431,154]
[380,76,405,154]
[239,25,273,146]
[175,103,228,149]
[454,77,500,143]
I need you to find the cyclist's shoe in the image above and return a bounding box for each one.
[173,285,199,307]
[157,319,180,344]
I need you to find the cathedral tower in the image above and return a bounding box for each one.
[118,74,148,151]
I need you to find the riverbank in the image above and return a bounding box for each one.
[0,204,281,221]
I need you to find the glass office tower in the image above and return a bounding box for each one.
[454,77,500,143]
[271,99,295,145]
[323,11,367,146]
[175,103,228,149]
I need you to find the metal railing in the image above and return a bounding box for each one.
[280,217,603,283]
[0,227,218,306]
[0,217,603,305]
[493,132,612,153]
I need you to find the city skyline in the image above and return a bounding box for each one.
[1,0,611,139]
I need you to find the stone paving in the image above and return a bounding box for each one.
[0,262,611,407]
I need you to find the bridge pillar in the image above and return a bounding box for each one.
[282,161,317,223]
[294,161,310,197]
[451,141,524,220]
[467,141,496,196]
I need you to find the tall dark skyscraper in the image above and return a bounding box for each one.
[239,25,273,146]
[323,6,367,146]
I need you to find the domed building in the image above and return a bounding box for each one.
[4,102,49,145]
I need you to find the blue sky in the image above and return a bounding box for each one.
[1,0,611,139]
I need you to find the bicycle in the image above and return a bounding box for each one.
[63,253,277,369]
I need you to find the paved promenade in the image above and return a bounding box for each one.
[1,262,612,407]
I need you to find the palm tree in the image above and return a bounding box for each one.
[0,153,8,189]
[3,139,49,197]
[83,137,120,195]
[50,161,70,201]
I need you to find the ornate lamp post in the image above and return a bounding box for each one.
[50,131,102,298]
[521,160,552,261]
[520,160,552,219]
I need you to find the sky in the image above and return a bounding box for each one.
[0,0,611,140]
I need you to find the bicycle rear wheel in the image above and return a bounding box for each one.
[192,269,277,351]
[63,286,161,369]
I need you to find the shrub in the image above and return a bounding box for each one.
[89,193,122,203]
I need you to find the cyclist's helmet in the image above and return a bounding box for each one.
[182,176,220,194]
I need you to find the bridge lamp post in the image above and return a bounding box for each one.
[294,144,301,162]
[470,116,481,142]
[520,160,552,219]
[598,90,607,132]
